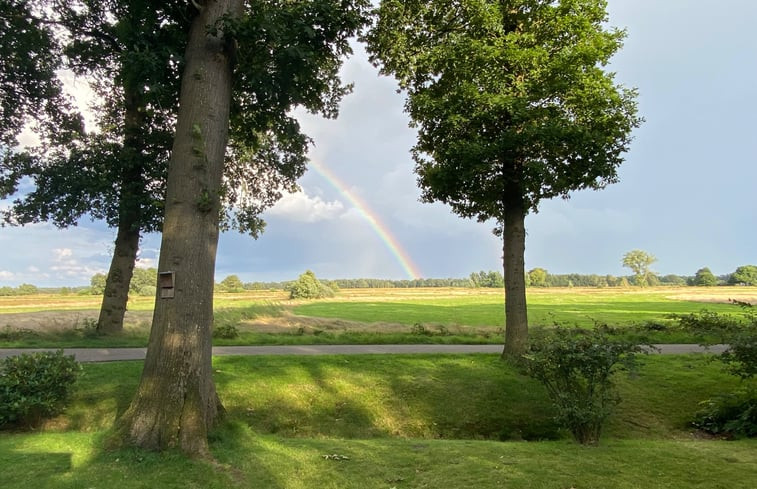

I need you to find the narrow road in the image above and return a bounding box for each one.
[0,344,727,363]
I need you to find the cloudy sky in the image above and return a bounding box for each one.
[1,0,756,287]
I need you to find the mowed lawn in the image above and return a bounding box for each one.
[1,353,756,488]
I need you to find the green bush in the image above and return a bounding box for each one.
[524,328,642,445]
[212,322,240,339]
[692,388,757,438]
[671,310,742,341]
[287,270,335,299]
[0,350,81,428]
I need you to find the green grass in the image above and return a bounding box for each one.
[293,291,743,328]
[39,354,746,440]
[1,287,753,347]
[1,353,756,488]
[3,431,755,489]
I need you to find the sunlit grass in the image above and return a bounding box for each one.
[2,287,755,347]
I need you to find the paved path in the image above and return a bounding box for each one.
[0,344,728,363]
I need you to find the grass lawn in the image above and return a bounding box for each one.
[1,353,755,488]
[2,432,755,489]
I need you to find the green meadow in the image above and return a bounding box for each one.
[1,286,754,347]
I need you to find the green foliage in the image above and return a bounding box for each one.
[219,274,244,293]
[89,273,106,295]
[679,303,757,438]
[287,270,336,300]
[622,250,657,287]
[129,268,157,296]
[0,350,81,428]
[469,270,504,288]
[524,328,643,445]
[0,0,76,150]
[366,0,641,223]
[692,267,718,286]
[212,322,240,340]
[692,388,757,438]
[671,309,742,341]
[528,268,548,287]
[14,283,37,295]
[729,265,757,286]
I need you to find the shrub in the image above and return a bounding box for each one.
[671,310,742,341]
[287,270,335,299]
[0,350,81,428]
[524,328,642,445]
[692,388,757,438]
[212,322,240,339]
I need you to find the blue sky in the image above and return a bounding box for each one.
[1,0,756,287]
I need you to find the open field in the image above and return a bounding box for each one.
[1,354,755,488]
[1,286,755,347]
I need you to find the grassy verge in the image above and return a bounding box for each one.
[1,353,755,489]
[42,354,743,440]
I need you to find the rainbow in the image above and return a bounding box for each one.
[309,160,423,280]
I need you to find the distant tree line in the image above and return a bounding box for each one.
[3,264,756,296]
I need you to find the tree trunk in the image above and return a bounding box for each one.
[96,220,139,334]
[96,68,147,334]
[117,0,241,457]
[501,202,528,359]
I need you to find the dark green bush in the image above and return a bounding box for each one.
[692,388,757,438]
[524,328,642,445]
[0,350,81,428]
[212,322,240,339]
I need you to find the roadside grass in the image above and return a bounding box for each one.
[1,353,755,489]
[43,354,744,440]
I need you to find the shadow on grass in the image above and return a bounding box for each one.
[213,354,561,441]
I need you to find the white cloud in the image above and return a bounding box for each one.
[53,248,74,261]
[27,266,40,272]
[0,271,14,280]
[266,191,345,223]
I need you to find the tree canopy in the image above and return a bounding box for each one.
[622,249,657,287]
[729,265,757,286]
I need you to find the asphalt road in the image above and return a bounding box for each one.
[0,343,728,362]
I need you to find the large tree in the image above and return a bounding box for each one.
[367,0,641,357]
[1,2,183,333]
[116,0,368,456]
[621,249,657,287]
[1,1,327,334]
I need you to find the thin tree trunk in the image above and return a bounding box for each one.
[96,220,139,334]
[117,0,242,457]
[501,202,528,359]
[96,72,146,334]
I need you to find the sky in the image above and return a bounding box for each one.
[1,0,756,287]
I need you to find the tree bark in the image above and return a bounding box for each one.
[117,0,242,457]
[96,220,139,334]
[96,70,147,334]
[501,202,528,359]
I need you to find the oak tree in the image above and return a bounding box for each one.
[367,0,641,357]
[115,0,368,456]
